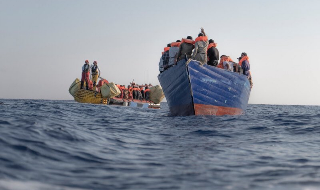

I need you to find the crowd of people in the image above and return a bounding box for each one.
[115,83,153,101]
[159,28,253,88]
[80,60,153,100]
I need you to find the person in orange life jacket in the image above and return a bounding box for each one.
[168,40,181,67]
[207,39,219,66]
[177,36,195,62]
[239,52,253,88]
[192,28,209,64]
[91,61,100,88]
[162,44,171,70]
[217,55,226,69]
[127,85,133,99]
[81,60,90,90]
[144,86,150,101]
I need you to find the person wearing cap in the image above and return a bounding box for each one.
[239,52,253,88]
[81,60,90,90]
[91,61,100,88]
[177,36,195,62]
[192,28,209,65]
[207,39,219,66]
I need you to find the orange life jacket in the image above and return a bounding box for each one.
[181,38,195,44]
[164,47,170,52]
[144,89,150,92]
[207,43,217,50]
[195,36,208,43]
[239,56,249,66]
[171,42,181,47]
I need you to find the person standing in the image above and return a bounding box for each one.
[162,44,171,70]
[176,36,195,62]
[91,61,100,88]
[207,39,219,66]
[192,28,208,65]
[168,40,181,68]
[81,60,90,90]
[239,52,253,88]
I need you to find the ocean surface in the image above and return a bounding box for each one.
[0,99,320,190]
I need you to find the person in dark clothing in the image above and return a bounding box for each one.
[177,36,195,62]
[207,39,219,66]
[239,52,253,88]
[81,60,90,90]
[162,44,171,70]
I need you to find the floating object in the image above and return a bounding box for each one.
[158,59,251,116]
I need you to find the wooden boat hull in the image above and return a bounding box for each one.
[158,59,251,116]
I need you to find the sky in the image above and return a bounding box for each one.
[0,0,319,105]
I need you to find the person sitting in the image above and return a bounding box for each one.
[81,60,90,90]
[207,39,219,66]
[217,55,226,69]
[239,52,253,88]
[168,40,181,68]
[177,36,195,62]
[223,56,233,72]
[192,28,209,65]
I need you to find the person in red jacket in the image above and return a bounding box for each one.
[81,60,90,90]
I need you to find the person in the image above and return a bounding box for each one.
[91,61,100,88]
[207,39,219,66]
[239,52,253,88]
[162,44,171,70]
[177,36,195,62]
[168,40,181,68]
[192,28,208,64]
[223,58,233,72]
[81,60,90,90]
[217,55,226,69]
[144,86,150,101]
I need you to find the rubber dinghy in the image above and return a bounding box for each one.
[69,79,164,109]
[158,59,251,116]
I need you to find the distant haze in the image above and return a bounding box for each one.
[1,0,319,105]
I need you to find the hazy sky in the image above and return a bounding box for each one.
[1,0,319,105]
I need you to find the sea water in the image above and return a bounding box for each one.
[0,99,320,190]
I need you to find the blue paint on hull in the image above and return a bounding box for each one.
[158,59,251,116]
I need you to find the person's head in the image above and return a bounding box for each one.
[209,39,214,44]
[93,61,97,65]
[241,52,247,57]
[85,60,89,64]
[198,33,204,37]
[176,40,181,42]
[187,36,193,40]
[167,43,171,47]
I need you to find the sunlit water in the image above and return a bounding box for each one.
[1,99,320,190]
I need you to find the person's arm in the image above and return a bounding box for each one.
[201,27,206,36]
[192,43,198,58]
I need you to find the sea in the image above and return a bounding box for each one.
[0,99,320,190]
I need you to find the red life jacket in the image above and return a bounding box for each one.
[239,56,249,66]
[97,79,109,87]
[181,38,195,44]
[171,42,181,47]
[195,36,208,43]
[207,43,217,50]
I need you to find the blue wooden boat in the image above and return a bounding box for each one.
[158,59,251,116]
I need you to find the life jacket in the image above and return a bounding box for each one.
[195,36,208,43]
[162,47,170,55]
[217,56,226,69]
[97,79,109,87]
[91,65,98,74]
[82,64,90,72]
[207,43,217,50]
[144,89,150,92]
[171,42,181,47]
[181,38,195,44]
[239,56,249,66]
